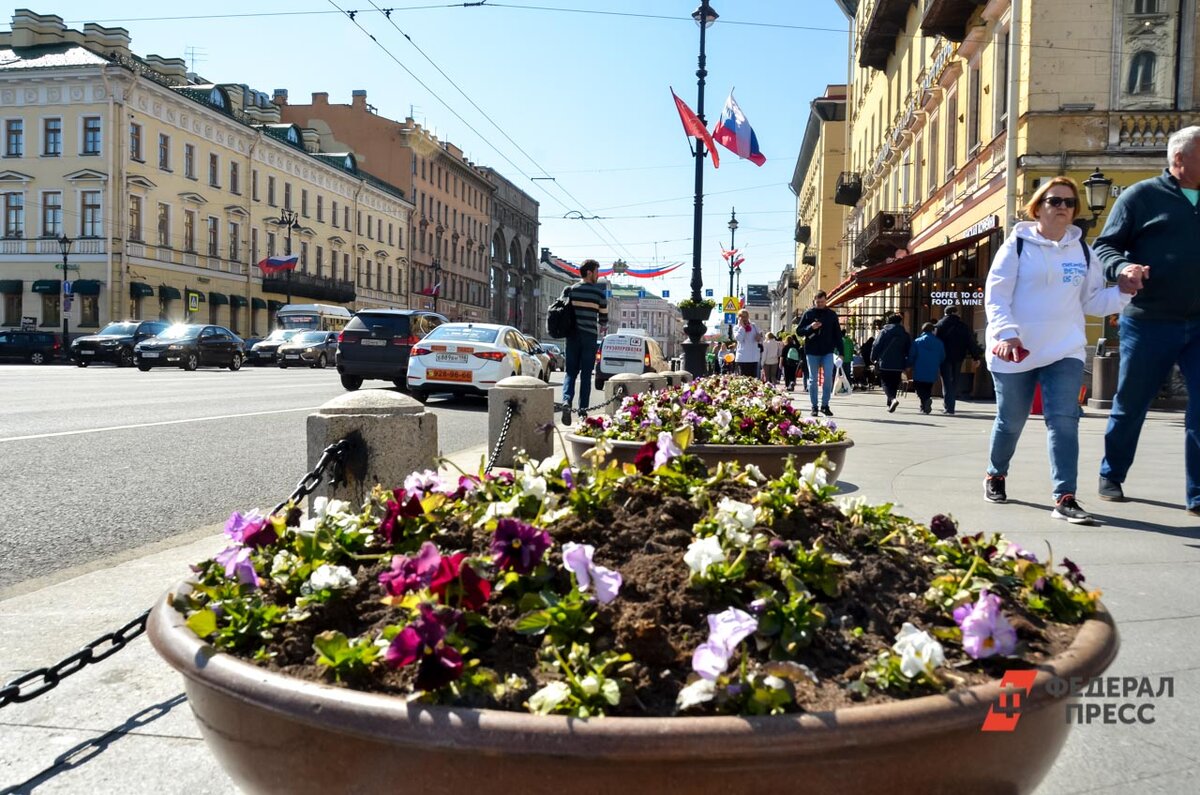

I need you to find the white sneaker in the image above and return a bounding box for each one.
[887,398,899,413]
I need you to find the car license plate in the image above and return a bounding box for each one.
[435,353,467,363]
[286,354,300,359]
[142,351,160,358]
[80,350,94,355]
[427,368,472,383]
[361,339,386,346]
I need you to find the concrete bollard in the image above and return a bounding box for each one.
[644,373,668,393]
[605,373,646,415]
[307,389,437,508]
[488,376,554,469]
[678,370,694,384]
[663,371,681,388]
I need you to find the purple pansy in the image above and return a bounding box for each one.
[952,589,1017,659]
[214,545,260,588]
[224,509,275,549]
[1061,557,1086,586]
[929,514,958,540]
[384,603,464,690]
[379,541,441,597]
[561,542,623,604]
[491,518,552,575]
[654,431,682,468]
[692,607,758,681]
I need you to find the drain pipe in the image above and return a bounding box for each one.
[1003,0,1023,231]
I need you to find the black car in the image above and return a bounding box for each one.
[0,329,60,364]
[248,329,301,366]
[70,320,171,367]
[277,330,339,368]
[135,324,246,371]
[336,309,447,391]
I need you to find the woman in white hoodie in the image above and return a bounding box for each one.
[983,177,1137,523]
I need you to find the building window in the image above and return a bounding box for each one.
[4,193,23,237]
[317,196,324,222]
[316,245,324,276]
[184,210,196,252]
[157,202,170,247]
[81,191,101,236]
[913,139,923,203]
[1128,51,1156,94]
[251,227,258,263]
[129,122,143,161]
[230,162,240,195]
[5,119,23,157]
[332,200,339,227]
[267,231,276,258]
[927,118,939,192]
[967,65,981,154]
[284,183,292,211]
[4,293,20,325]
[80,294,98,327]
[42,118,62,156]
[343,252,349,282]
[128,195,142,241]
[42,293,60,326]
[42,191,62,237]
[251,169,259,201]
[82,116,101,155]
[344,206,350,229]
[208,153,220,187]
[301,189,309,217]
[158,133,170,170]
[184,144,196,179]
[267,176,276,207]
[229,221,240,261]
[301,241,309,272]
[207,217,219,257]
[1134,0,1160,12]
[944,93,958,179]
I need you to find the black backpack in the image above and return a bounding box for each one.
[546,286,576,338]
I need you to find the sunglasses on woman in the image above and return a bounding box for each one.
[1042,196,1078,208]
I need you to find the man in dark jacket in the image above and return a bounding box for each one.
[871,314,912,413]
[560,259,608,425]
[933,307,980,414]
[795,291,843,416]
[1093,126,1197,514]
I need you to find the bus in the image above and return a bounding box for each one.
[275,303,353,332]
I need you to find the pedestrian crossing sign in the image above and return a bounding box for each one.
[721,296,739,313]
[723,312,737,325]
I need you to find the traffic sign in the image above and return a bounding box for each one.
[705,288,714,298]
[661,290,669,298]
[63,296,73,312]
[723,312,737,326]
[188,292,200,312]
[62,280,73,296]
[721,296,739,313]
[54,262,79,271]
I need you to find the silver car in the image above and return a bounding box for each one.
[277,330,339,369]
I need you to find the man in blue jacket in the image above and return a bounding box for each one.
[1093,126,1198,515]
[795,291,843,417]
[907,322,946,414]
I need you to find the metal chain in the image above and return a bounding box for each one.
[0,435,361,709]
[484,400,518,474]
[552,385,628,416]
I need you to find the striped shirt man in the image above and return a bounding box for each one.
[567,279,608,338]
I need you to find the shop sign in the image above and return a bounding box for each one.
[963,215,999,239]
[930,289,985,307]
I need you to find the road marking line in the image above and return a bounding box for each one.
[0,406,321,443]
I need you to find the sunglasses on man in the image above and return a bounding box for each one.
[1042,196,1078,208]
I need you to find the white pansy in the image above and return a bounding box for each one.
[744,464,766,484]
[714,409,732,429]
[296,516,321,537]
[714,498,756,546]
[684,536,726,576]
[270,550,300,580]
[676,678,717,710]
[527,681,573,714]
[307,564,358,592]
[517,471,547,500]
[892,622,946,679]
[476,497,520,526]
[541,505,573,525]
[800,461,829,489]
[582,437,613,466]
[762,675,788,690]
[579,674,601,695]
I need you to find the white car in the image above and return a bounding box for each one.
[406,323,544,402]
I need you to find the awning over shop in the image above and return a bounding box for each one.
[159,285,182,300]
[267,300,284,312]
[252,297,267,310]
[828,229,994,307]
[208,291,229,305]
[71,279,102,295]
[0,279,21,294]
[230,294,248,308]
[130,282,154,298]
[32,279,60,294]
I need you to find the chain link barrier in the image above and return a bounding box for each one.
[552,385,628,417]
[484,400,518,474]
[0,436,360,709]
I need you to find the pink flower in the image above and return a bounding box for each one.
[952,590,1017,659]
[223,509,275,549]
[561,542,622,604]
[384,603,464,690]
[379,541,441,596]
[691,607,758,681]
[214,545,259,588]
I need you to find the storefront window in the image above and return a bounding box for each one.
[80,294,98,327]
[41,293,59,326]
[3,293,20,325]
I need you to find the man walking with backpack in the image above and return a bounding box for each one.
[795,290,843,416]
[558,259,608,425]
[934,306,981,414]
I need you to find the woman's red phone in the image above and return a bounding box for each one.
[992,342,1030,363]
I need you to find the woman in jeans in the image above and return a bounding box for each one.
[781,334,802,390]
[983,176,1136,523]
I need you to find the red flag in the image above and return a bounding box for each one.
[671,88,719,168]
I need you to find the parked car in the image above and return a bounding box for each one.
[248,329,301,366]
[0,329,60,364]
[406,323,545,402]
[542,342,564,371]
[135,324,246,371]
[336,309,447,391]
[70,320,171,367]
[521,334,552,382]
[277,330,338,369]
[594,329,669,389]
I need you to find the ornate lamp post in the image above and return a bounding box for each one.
[274,208,300,305]
[1081,168,1114,232]
[431,257,442,315]
[681,0,718,378]
[726,207,738,339]
[58,234,72,347]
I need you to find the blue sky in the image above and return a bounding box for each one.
[31,1,852,302]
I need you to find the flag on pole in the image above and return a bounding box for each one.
[721,245,744,270]
[419,282,443,296]
[671,88,720,168]
[257,254,299,274]
[712,90,766,166]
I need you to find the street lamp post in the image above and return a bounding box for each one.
[1079,168,1117,348]
[726,207,737,339]
[274,209,300,305]
[431,257,442,315]
[682,1,718,377]
[58,234,72,348]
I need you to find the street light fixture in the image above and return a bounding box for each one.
[682,0,718,377]
[726,207,738,339]
[1081,168,1114,230]
[273,208,301,305]
[430,257,442,315]
[58,234,72,347]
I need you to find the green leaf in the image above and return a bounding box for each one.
[313,630,353,666]
[186,609,218,638]
[515,610,553,635]
[600,678,621,706]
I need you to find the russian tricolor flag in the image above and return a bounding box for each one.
[712,91,766,166]
[257,254,299,274]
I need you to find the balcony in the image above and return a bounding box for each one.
[794,223,812,245]
[262,271,356,303]
[1111,112,1200,149]
[801,253,817,267]
[834,172,863,206]
[857,0,912,70]
[853,210,912,267]
[920,0,987,43]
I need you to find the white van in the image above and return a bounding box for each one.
[594,329,670,389]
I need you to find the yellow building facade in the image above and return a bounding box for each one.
[0,11,412,339]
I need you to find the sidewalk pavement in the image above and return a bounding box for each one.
[2,388,1197,794]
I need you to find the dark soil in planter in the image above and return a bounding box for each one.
[252,474,1077,717]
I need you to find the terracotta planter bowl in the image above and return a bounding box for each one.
[564,433,855,481]
[150,587,1117,795]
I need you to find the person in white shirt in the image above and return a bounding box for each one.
[732,309,763,377]
[982,176,1138,524]
[761,332,782,384]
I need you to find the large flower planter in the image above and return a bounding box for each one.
[565,433,855,481]
[150,589,1116,795]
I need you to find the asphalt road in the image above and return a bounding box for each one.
[0,361,514,590]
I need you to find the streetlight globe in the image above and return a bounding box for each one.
[57,233,72,256]
[1082,168,1113,215]
[727,217,738,232]
[692,3,718,28]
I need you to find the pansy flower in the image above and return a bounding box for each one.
[379,541,441,596]
[491,518,551,574]
[430,552,492,611]
[952,590,1017,659]
[380,488,424,544]
[214,545,260,588]
[384,603,464,690]
[224,509,276,549]
[561,542,622,604]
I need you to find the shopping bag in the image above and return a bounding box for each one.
[833,367,853,396]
